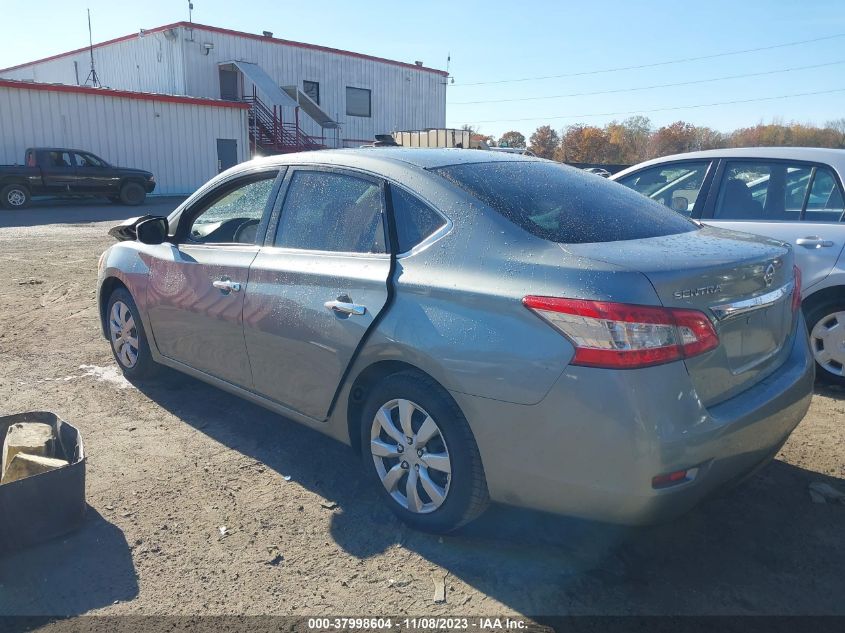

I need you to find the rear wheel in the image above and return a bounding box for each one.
[360,371,489,533]
[119,182,146,206]
[106,287,159,380]
[1,184,31,209]
[806,299,845,386]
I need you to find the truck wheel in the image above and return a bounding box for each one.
[1,184,31,210]
[119,182,146,206]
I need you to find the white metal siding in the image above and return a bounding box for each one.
[2,25,447,146]
[0,85,248,195]
[1,31,186,95]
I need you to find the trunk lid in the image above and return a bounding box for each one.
[562,226,796,406]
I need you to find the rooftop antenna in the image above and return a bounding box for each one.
[188,1,194,23]
[84,8,100,87]
[445,53,454,85]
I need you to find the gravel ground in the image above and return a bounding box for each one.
[0,199,843,618]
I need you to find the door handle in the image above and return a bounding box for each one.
[212,279,241,294]
[324,299,367,316]
[796,236,834,248]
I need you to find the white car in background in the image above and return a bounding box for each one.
[613,147,845,385]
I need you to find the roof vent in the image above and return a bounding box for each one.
[414,61,423,66]
[262,31,273,37]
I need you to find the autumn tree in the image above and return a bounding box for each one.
[498,130,526,148]
[556,124,611,163]
[528,125,560,159]
[649,121,698,157]
[605,116,652,163]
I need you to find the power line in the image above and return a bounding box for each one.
[451,33,845,87]
[459,87,845,125]
[449,60,845,105]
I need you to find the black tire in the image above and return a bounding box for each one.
[805,298,845,386]
[360,370,489,533]
[1,184,31,210]
[105,287,159,380]
[119,182,146,206]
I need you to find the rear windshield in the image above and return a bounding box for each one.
[433,161,697,244]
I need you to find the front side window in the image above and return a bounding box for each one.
[275,171,385,253]
[616,161,710,216]
[390,186,447,253]
[346,87,371,117]
[188,175,277,245]
[303,80,320,105]
[75,152,105,168]
[434,161,696,244]
[714,161,822,221]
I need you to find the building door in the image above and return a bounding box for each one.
[216,139,238,173]
[219,68,239,100]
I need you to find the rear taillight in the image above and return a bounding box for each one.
[792,265,802,313]
[523,296,719,369]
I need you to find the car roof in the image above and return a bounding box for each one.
[250,147,540,170]
[612,146,845,179]
[30,147,96,154]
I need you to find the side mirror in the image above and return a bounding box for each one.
[671,196,689,213]
[136,217,169,245]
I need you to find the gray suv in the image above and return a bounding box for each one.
[97,149,813,533]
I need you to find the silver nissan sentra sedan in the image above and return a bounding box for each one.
[97,149,814,533]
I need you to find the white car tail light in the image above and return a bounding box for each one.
[523,296,719,369]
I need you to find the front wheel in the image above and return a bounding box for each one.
[119,182,146,206]
[106,287,159,380]
[360,371,489,533]
[1,184,31,209]
[806,299,845,386]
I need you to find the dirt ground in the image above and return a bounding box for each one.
[0,198,843,618]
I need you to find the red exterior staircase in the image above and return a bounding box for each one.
[244,95,326,154]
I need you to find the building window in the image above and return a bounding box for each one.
[303,80,320,105]
[346,87,371,117]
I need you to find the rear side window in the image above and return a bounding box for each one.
[804,167,845,222]
[275,171,386,253]
[434,161,696,244]
[389,186,447,253]
[47,151,74,168]
[714,161,813,221]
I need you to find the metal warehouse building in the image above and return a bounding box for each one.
[0,80,248,195]
[0,21,447,194]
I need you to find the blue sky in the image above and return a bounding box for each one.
[3,0,844,139]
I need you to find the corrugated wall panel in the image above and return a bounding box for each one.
[0,85,247,195]
[4,25,446,149]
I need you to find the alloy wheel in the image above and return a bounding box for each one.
[109,300,139,368]
[810,310,845,377]
[370,398,451,514]
[7,189,26,207]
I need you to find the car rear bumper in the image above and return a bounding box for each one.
[453,315,814,524]
[144,182,156,193]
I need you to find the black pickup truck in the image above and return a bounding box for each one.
[0,148,156,209]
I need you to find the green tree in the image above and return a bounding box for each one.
[498,131,526,148]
